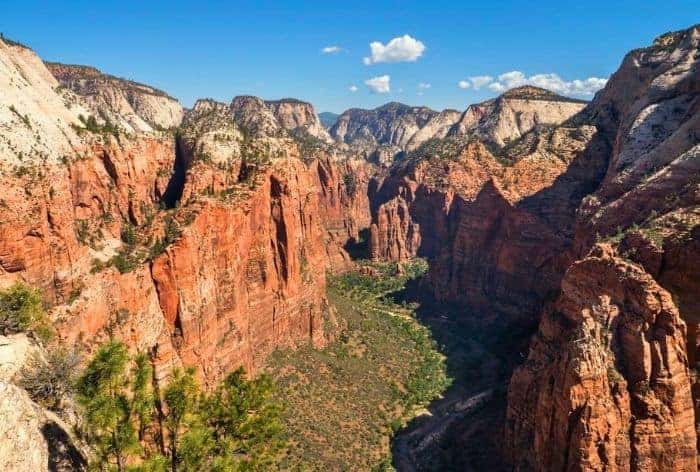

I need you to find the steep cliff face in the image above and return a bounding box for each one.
[0,40,363,390]
[364,25,699,470]
[368,124,602,324]
[0,40,85,168]
[46,62,183,133]
[507,244,696,471]
[506,25,700,470]
[265,98,332,142]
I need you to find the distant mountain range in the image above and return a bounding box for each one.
[318,111,340,129]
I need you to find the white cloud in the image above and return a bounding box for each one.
[417,82,431,96]
[470,75,494,90]
[363,34,426,65]
[321,46,342,54]
[497,71,527,88]
[458,71,607,97]
[458,80,470,89]
[365,75,391,93]
[489,70,607,97]
[349,85,358,92]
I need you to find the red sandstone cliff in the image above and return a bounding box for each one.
[366,25,699,470]
[0,39,367,389]
[505,25,700,470]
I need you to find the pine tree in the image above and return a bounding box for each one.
[131,354,155,443]
[162,367,200,472]
[203,367,285,470]
[77,341,140,471]
[78,343,286,471]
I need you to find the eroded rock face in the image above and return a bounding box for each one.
[46,62,183,133]
[330,102,459,160]
[0,335,87,472]
[506,245,696,471]
[365,25,699,470]
[448,86,587,147]
[265,98,332,142]
[368,132,600,325]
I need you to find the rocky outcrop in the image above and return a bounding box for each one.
[46,62,183,133]
[0,40,360,389]
[0,334,86,472]
[0,39,85,168]
[225,95,331,143]
[330,102,458,159]
[365,24,699,470]
[330,88,585,164]
[265,98,332,142]
[506,245,696,471]
[368,128,602,324]
[448,86,587,147]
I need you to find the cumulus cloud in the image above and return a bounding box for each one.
[417,82,431,96]
[349,85,358,92]
[365,75,391,93]
[458,71,607,97]
[470,75,494,90]
[363,34,426,65]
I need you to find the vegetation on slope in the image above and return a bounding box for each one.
[266,259,449,471]
[76,341,285,472]
[0,282,52,341]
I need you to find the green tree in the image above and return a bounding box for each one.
[202,368,285,470]
[162,367,200,471]
[77,341,140,471]
[131,354,155,442]
[78,343,286,471]
[0,282,52,340]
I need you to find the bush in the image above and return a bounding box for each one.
[0,282,51,340]
[120,222,137,246]
[110,251,140,274]
[343,173,358,197]
[19,346,80,410]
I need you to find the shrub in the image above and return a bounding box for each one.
[19,346,80,410]
[0,282,51,340]
[120,222,137,247]
[343,172,358,197]
[110,251,140,274]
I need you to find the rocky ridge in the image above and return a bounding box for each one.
[46,62,184,133]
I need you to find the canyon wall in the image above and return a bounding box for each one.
[505,25,700,470]
[367,24,699,470]
[0,40,367,388]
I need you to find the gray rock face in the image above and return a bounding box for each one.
[448,86,587,147]
[46,62,184,133]
[330,88,586,162]
[330,102,449,154]
[0,335,87,472]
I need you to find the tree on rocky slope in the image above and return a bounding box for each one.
[0,282,52,341]
[76,341,286,472]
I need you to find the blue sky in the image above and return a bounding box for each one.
[3,1,699,113]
